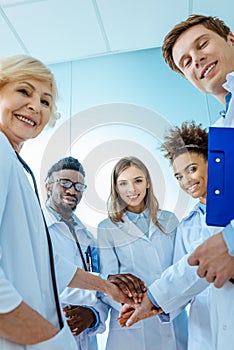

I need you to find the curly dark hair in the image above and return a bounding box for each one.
[46,156,85,180]
[161,121,208,163]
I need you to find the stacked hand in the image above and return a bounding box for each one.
[63,305,96,336]
[117,292,162,327]
[108,273,147,304]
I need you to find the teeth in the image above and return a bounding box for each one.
[128,195,138,199]
[203,63,215,77]
[16,115,35,126]
[188,184,197,192]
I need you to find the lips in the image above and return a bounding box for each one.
[63,196,77,204]
[200,61,217,79]
[187,183,199,194]
[127,194,139,199]
[15,114,36,126]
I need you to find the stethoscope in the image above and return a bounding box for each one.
[15,152,64,329]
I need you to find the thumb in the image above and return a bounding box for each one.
[125,309,140,327]
[187,252,199,266]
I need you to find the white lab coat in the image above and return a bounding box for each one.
[215,72,234,127]
[97,210,188,350]
[150,203,220,350]
[208,71,234,349]
[0,132,77,350]
[43,208,108,350]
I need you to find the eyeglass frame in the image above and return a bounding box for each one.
[49,178,87,192]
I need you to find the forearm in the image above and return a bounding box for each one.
[68,268,109,294]
[69,268,134,305]
[0,301,58,345]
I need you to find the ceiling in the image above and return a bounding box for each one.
[0,0,233,65]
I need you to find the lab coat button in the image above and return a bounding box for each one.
[223,324,227,331]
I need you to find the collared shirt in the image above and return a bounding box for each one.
[43,205,102,334]
[126,209,150,237]
[214,72,234,255]
[219,91,232,118]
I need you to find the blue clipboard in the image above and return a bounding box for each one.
[206,126,234,226]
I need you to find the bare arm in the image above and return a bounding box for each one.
[69,268,135,305]
[0,301,58,345]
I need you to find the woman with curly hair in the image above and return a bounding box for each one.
[119,122,217,350]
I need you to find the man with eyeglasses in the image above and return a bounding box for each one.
[43,156,108,350]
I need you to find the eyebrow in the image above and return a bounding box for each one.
[20,81,52,99]
[174,162,197,177]
[117,176,144,182]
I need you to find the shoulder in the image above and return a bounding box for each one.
[180,202,201,223]
[0,132,18,181]
[74,215,96,240]
[0,132,15,162]
[98,217,117,230]
[158,210,178,234]
[158,209,178,224]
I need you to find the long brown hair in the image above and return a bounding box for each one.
[108,156,162,230]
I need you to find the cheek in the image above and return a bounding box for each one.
[117,189,127,201]
[41,110,51,126]
[118,191,126,200]
[179,181,186,191]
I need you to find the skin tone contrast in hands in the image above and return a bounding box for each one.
[118,151,209,327]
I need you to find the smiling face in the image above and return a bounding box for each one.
[116,165,149,213]
[173,152,208,204]
[172,24,234,104]
[0,78,52,152]
[47,169,85,219]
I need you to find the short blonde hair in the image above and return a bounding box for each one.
[0,55,60,126]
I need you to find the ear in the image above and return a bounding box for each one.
[46,182,52,196]
[227,32,234,46]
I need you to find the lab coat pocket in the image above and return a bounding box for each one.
[26,323,77,350]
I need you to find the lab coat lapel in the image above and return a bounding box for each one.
[117,214,148,241]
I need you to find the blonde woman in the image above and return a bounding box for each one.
[0,55,136,350]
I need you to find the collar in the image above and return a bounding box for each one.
[45,204,77,226]
[198,202,206,214]
[220,71,234,118]
[220,91,232,118]
[182,201,205,221]
[126,209,149,223]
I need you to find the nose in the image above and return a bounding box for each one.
[65,185,77,195]
[182,174,192,187]
[193,51,205,68]
[127,181,136,192]
[27,94,40,113]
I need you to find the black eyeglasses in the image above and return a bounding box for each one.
[50,178,87,192]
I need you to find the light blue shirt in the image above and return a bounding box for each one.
[98,209,188,350]
[148,202,218,350]
[126,209,150,237]
[43,206,108,350]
